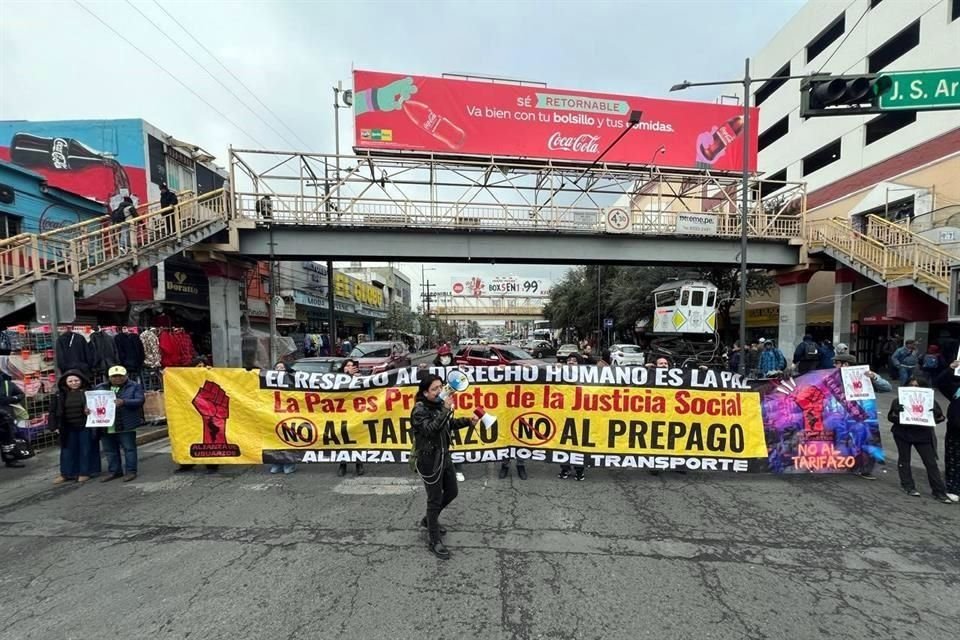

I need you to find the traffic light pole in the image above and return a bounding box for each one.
[670,62,808,377]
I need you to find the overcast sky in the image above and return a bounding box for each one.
[0,0,806,303]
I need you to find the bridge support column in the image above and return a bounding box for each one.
[775,269,816,362]
[833,268,856,348]
[209,276,243,367]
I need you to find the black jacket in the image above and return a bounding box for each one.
[89,331,118,372]
[160,190,178,208]
[0,372,25,421]
[114,333,145,371]
[48,369,92,433]
[410,397,472,458]
[56,332,94,374]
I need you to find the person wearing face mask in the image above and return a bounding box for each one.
[411,374,479,559]
[887,377,951,503]
[338,358,365,477]
[433,344,454,367]
[49,370,95,483]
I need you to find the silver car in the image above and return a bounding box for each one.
[555,343,580,362]
[608,344,645,366]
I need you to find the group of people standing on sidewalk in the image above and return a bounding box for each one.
[0,361,145,483]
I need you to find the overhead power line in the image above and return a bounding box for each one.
[72,0,268,148]
[124,0,301,150]
[151,0,313,150]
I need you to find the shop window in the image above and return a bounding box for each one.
[802,138,842,176]
[865,111,916,145]
[868,20,920,73]
[1,212,22,239]
[806,14,845,63]
[758,116,789,152]
[754,63,791,106]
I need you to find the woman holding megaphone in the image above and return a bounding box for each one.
[411,373,480,559]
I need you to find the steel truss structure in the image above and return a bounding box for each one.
[228,150,806,239]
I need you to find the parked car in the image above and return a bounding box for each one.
[524,340,556,359]
[454,344,542,367]
[292,357,346,374]
[608,344,645,366]
[555,343,580,362]
[349,341,411,374]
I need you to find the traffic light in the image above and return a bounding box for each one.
[800,74,892,118]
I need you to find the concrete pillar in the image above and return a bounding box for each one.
[209,276,243,367]
[777,283,808,361]
[903,321,930,349]
[833,268,857,348]
[775,269,817,361]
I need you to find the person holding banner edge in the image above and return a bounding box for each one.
[558,353,586,481]
[833,353,891,480]
[338,359,365,477]
[411,373,479,559]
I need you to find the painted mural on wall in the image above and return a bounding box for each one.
[0,119,152,299]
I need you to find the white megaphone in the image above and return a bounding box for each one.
[439,370,470,401]
[472,406,497,429]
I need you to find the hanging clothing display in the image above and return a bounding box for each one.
[114,330,145,373]
[55,331,95,374]
[141,329,161,368]
[89,330,118,373]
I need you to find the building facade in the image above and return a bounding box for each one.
[733,0,960,359]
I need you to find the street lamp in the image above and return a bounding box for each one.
[670,60,810,376]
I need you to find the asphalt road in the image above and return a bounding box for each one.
[1,379,957,640]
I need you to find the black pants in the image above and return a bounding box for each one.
[419,452,458,544]
[559,464,584,473]
[893,427,947,496]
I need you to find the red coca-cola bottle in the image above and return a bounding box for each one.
[402,101,466,150]
[698,116,744,162]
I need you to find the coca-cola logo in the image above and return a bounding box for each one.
[51,138,69,169]
[547,132,601,154]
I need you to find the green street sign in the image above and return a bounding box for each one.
[878,68,960,111]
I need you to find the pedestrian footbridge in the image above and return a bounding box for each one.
[4,150,955,322]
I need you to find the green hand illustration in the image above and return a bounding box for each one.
[355,77,418,115]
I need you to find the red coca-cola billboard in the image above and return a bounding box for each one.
[353,70,758,172]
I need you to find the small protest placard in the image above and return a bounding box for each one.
[85,390,116,428]
[898,387,936,427]
[841,365,875,401]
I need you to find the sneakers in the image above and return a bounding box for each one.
[53,475,72,485]
[269,464,282,474]
[455,472,465,482]
[100,473,123,483]
[122,473,137,483]
[575,469,585,481]
[934,494,954,504]
[856,471,877,480]
[904,488,921,497]
[77,475,91,483]
[558,469,571,480]
[429,541,450,559]
[946,493,960,503]
[282,464,296,475]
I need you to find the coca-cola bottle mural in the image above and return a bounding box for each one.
[9,133,135,206]
[695,116,744,165]
[401,101,466,150]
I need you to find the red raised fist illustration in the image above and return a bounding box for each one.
[192,381,230,444]
[793,385,826,436]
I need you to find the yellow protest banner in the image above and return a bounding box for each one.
[165,365,768,472]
